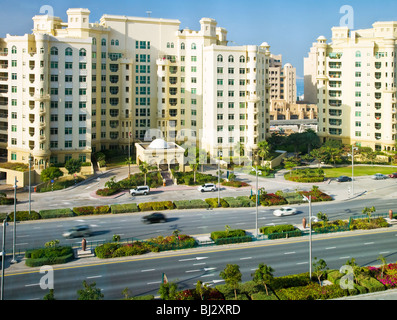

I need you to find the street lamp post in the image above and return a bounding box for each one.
[252,166,262,238]
[1,215,8,300]
[218,151,222,207]
[11,176,17,264]
[303,195,312,279]
[28,154,32,216]
[348,146,358,197]
[128,131,131,178]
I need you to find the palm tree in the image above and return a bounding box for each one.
[189,161,199,183]
[302,129,321,154]
[257,141,271,165]
[251,263,274,296]
[125,157,133,178]
[139,161,155,185]
[234,142,244,166]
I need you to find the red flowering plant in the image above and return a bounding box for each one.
[367,263,397,289]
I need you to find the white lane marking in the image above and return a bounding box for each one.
[25,283,40,287]
[87,275,102,279]
[240,257,252,260]
[297,262,308,265]
[326,247,336,250]
[339,256,350,260]
[364,242,375,245]
[284,252,296,255]
[147,281,161,285]
[141,269,155,272]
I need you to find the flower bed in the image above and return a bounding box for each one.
[368,263,397,289]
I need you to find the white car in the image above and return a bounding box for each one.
[273,207,297,217]
[130,186,150,196]
[198,183,217,192]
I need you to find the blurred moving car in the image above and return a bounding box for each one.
[389,173,397,178]
[336,176,352,182]
[63,225,92,239]
[372,173,388,180]
[142,212,167,224]
[130,186,150,196]
[273,207,297,217]
[198,183,217,192]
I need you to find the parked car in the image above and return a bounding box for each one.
[389,173,397,178]
[336,176,352,182]
[142,212,167,224]
[198,183,217,192]
[63,225,92,239]
[130,186,150,196]
[372,173,388,180]
[273,207,297,217]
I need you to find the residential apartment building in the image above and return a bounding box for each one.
[202,43,271,158]
[305,22,397,152]
[269,54,297,104]
[0,8,272,169]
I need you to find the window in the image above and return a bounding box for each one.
[79,49,86,57]
[50,47,58,55]
[217,55,223,62]
[239,55,245,63]
[65,47,73,56]
[228,55,234,63]
[181,43,185,50]
[191,43,196,50]
[65,141,72,148]
[101,39,106,46]
[11,46,17,54]
[355,51,361,58]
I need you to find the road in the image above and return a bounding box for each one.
[3,226,397,300]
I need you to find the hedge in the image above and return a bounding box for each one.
[6,211,41,222]
[138,201,174,212]
[260,224,295,235]
[110,203,139,214]
[173,199,209,209]
[205,198,229,208]
[211,229,246,240]
[223,196,255,208]
[39,208,74,219]
[0,198,15,205]
[72,205,110,216]
[214,235,252,245]
[25,246,74,267]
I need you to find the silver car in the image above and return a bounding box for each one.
[372,173,388,180]
[130,186,150,196]
[63,225,92,239]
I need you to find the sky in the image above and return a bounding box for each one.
[1,0,397,78]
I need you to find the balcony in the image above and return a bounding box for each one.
[328,53,343,59]
[329,71,341,79]
[375,113,382,120]
[375,133,382,140]
[375,123,382,130]
[329,100,342,107]
[329,62,342,69]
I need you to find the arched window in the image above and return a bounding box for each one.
[171,42,174,48]
[191,43,196,50]
[50,47,58,55]
[11,46,17,54]
[79,48,86,57]
[65,47,73,56]
[167,42,170,48]
[356,51,361,58]
[228,55,234,63]
[181,42,185,50]
[217,54,223,62]
[101,38,106,46]
[92,37,97,45]
[115,40,119,46]
[111,39,115,46]
[239,55,245,63]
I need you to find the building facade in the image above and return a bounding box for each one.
[0,8,272,169]
[305,22,397,152]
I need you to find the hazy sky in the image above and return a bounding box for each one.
[1,0,397,76]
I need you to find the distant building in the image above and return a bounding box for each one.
[305,22,397,152]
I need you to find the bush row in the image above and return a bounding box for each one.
[25,246,74,267]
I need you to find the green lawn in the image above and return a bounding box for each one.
[323,166,397,178]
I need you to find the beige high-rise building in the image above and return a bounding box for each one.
[0,8,272,170]
[305,22,397,152]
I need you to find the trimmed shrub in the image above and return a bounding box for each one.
[205,198,229,208]
[173,199,210,209]
[25,246,74,267]
[260,224,295,235]
[96,188,119,197]
[110,203,139,214]
[0,198,15,205]
[211,229,246,240]
[39,208,74,219]
[73,206,95,216]
[93,205,110,215]
[6,211,40,222]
